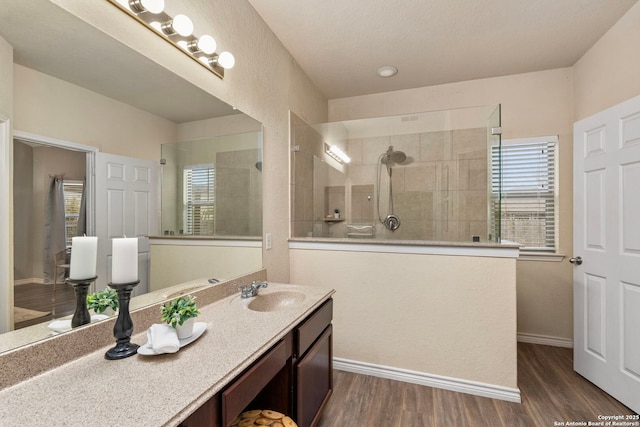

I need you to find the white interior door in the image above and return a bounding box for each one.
[573,95,640,413]
[95,153,159,296]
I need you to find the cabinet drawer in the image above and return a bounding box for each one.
[221,340,287,426]
[296,299,332,357]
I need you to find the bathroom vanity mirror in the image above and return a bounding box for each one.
[161,131,263,238]
[0,1,263,350]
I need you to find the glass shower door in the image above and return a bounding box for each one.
[488,104,502,242]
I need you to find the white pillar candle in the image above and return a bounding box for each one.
[111,237,138,284]
[69,236,98,280]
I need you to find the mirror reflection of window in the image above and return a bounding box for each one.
[62,180,83,246]
[183,164,215,236]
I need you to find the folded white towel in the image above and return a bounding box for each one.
[147,323,180,354]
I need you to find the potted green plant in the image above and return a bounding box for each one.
[86,287,118,315]
[160,295,201,339]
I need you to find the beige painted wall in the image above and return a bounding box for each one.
[573,1,640,121]
[12,142,31,280]
[329,69,575,341]
[13,64,178,157]
[290,249,518,388]
[150,244,262,291]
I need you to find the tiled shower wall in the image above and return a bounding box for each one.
[347,128,488,241]
[215,148,262,236]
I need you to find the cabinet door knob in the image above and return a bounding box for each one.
[569,256,583,265]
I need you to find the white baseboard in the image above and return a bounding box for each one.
[14,278,45,286]
[333,357,521,403]
[517,332,573,348]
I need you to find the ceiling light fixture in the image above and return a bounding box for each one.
[325,143,351,164]
[107,0,234,79]
[377,65,398,78]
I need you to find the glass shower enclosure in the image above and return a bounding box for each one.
[290,104,502,243]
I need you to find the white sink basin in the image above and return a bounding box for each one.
[231,291,306,312]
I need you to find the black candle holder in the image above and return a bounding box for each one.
[66,277,97,328]
[105,281,140,360]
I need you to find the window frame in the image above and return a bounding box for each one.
[183,163,215,236]
[493,136,559,252]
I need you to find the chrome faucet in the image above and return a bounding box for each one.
[240,281,268,298]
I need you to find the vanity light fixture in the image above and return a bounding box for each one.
[128,0,164,14]
[325,143,351,164]
[107,0,234,79]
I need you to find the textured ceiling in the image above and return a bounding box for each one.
[247,0,638,99]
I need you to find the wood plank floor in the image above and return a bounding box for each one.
[318,343,636,426]
[13,283,76,329]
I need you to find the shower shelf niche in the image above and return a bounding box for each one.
[323,218,344,223]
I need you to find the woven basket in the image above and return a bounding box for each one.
[229,409,297,427]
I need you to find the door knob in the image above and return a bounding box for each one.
[569,256,583,265]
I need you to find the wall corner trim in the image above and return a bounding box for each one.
[333,357,521,403]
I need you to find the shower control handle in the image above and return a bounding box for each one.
[569,256,583,265]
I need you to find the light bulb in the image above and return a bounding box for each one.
[217,51,235,69]
[197,35,217,55]
[172,14,193,37]
[162,14,193,36]
[129,0,164,14]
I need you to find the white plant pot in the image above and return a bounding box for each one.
[175,317,195,339]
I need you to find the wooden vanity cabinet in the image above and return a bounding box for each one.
[179,395,220,427]
[179,298,333,427]
[294,299,333,427]
[221,335,293,426]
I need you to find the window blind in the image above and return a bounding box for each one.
[492,140,557,250]
[184,165,215,235]
[62,181,83,245]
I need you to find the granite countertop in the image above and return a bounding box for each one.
[0,283,334,427]
[0,279,211,354]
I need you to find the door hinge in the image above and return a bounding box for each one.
[491,127,502,136]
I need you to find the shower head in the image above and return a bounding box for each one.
[381,146,407,166]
